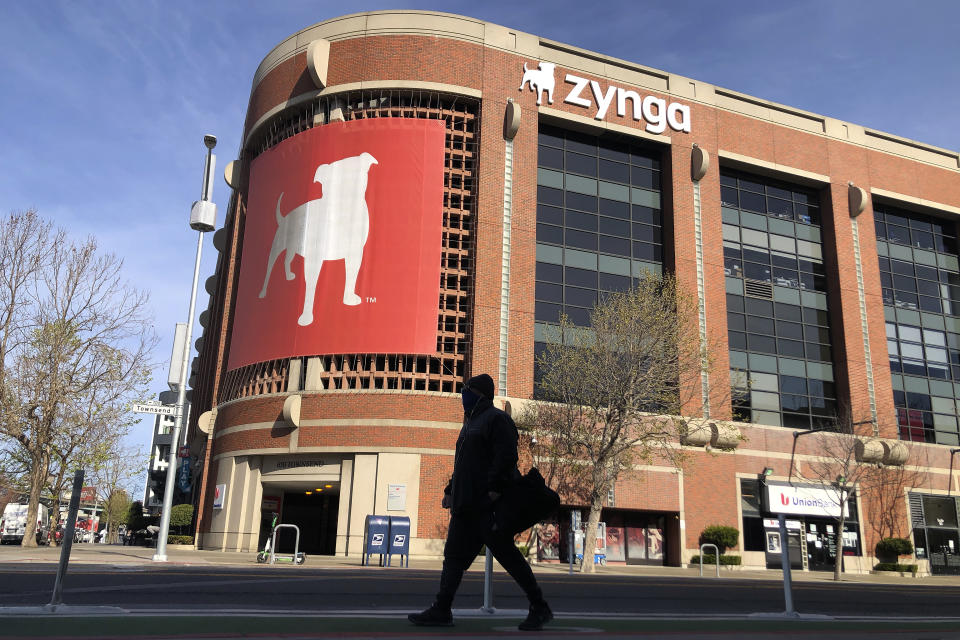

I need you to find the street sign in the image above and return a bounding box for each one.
[133,403,176,416]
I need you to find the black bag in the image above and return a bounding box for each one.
[494,467,561,535]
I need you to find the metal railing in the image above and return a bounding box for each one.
[699,543,720,577]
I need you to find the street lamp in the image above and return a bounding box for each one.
[787,428,820,484]
[948,449,960,497]
[153,135,217,562]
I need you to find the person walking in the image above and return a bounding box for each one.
[408,373,553,631]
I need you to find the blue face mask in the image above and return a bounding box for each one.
[462,387,480,413]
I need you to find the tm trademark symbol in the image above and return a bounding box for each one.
[366,297,377,303]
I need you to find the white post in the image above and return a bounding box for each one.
[154,136,216,562]
[153,233,204,562]
[481,548,494,612]
[778,514,796,616]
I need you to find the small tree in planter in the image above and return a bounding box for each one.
[700,525,739,555]
[875,537,913,564]
[170,504,193,537]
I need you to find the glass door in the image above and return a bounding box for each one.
[625,516,665,565]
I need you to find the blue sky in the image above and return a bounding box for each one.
[2,1,959,483]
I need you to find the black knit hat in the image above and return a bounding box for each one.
[465,373,495,400]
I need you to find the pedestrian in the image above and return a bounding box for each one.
[408,374,553,631]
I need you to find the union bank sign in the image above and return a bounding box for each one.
[764,481,848,518]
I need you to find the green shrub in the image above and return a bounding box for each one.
[167,535,194,545]
[699,525,740,554]
[875,537,913,560]
[690,554,742,566]
[125,501,146,532]
[874,562,918,574]
[170,504,193,531]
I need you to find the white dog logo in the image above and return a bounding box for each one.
[259,152,378,326]
[519,61,555,106]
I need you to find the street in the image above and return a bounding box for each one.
[2,560,960,616]
[2,546,960,638]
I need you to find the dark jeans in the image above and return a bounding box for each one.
[436,509,544,610]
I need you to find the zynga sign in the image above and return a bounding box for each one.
[520,61,692,134]
[228,118,445,370]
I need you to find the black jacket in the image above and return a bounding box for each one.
[444,397,519,514]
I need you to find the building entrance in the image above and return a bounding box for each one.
[279,490,338,555]
[912,493,960,576]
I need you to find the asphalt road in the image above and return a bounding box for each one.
[1,562,959,618]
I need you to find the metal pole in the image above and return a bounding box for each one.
[154,230,204,562]
[481,548,494,612]
[49,469,84,608]
[778,513,796,616]
[154,138,216,561]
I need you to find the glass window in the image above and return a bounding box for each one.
[535,125,663,398]
[721,169,835,430]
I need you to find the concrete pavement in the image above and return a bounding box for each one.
[0,542,956,586]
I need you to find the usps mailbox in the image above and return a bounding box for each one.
[388,515,411,567]
[362,515,390,566]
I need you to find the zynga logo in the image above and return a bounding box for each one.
[227,119,445,371]
[780,494,789,506]
[259,152,379,326]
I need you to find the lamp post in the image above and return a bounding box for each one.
[948,449,960,496]
[787,428,820,484]
[153,135,218,562]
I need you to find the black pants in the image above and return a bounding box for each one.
[436,509,544,610]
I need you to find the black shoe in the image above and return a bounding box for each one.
[518,601,553,631]
[408,604,454,626]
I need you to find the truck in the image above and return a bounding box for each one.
[1,503,49,545]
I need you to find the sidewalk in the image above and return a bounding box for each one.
[1,543,958,586]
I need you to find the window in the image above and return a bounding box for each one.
[535,125,664,394]
[723,170,836,430]
[877,203,960,445]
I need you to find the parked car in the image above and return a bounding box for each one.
[1,503,49,545]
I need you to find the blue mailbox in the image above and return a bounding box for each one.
[362,515,390,566]
[388,516,411,567]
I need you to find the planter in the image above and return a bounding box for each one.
[870,570,918,578]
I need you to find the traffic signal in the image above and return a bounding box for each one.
[149,469,167,501]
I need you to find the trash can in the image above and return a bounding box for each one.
[363,515,390,566]
[387,516,411,567]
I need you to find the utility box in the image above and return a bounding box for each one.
[362,515,390,566]
[388,516,411,567]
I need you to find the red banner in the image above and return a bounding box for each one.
[228,119,445,371]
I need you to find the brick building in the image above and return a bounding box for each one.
[187,10,960,574]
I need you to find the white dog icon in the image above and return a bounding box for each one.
[259,152,378,326]
[519,61,555,106]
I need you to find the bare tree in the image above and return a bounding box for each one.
[520,274,720,573]
[859,448,928,542]
[0,210,156,547]
[92,445,143,543]
[794,408,906,581]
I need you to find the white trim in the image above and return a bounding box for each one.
[851,217,879,434]
[214,445,454,462]
[870,187,960,217]
[692,179,710,417]
[717,150,831,184]
[498,137,515,395]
